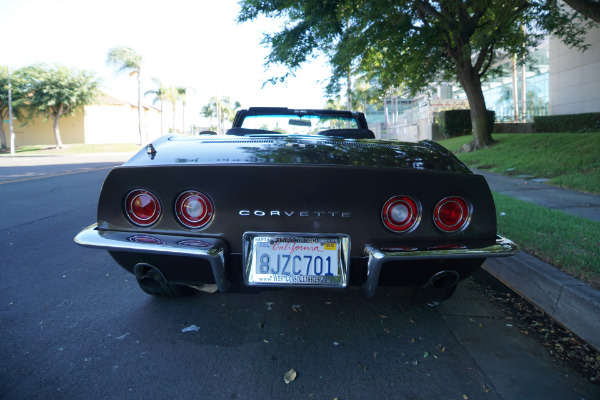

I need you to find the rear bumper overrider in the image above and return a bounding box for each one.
[75,224,519,298]
[74,224,230,292]
[362,237,519,298]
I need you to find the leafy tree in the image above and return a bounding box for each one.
[238,0,593,151]
[351,76,384,112]
[20,64,100,149]
[145,78,167,135]
[325,96,345,110]
[0,67,26,149]
[106,46,144,144]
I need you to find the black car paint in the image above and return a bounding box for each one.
[97,134,497,289]
[75,108,516,299]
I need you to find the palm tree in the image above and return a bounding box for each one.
[145,78,166,135]
[106,46,144,144]
[202,96,241,134]
[162,86,180,133]
[176,86,189,133]
[200,103,216,131]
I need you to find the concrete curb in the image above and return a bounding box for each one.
[483,252,600,351]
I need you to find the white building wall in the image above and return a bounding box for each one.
[83,103,162,144]
[83,104,140,144]
[549,25,600,115]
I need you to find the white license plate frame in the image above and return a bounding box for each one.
[243,232,350,288]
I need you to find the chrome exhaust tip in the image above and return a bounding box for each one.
[134,263,167,291]
[424,270,460,290]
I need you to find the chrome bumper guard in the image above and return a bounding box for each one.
[76,226,518,299]
[74,224,230,292]
[362,235,519,299]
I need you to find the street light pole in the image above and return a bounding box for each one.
[8,67,15,156]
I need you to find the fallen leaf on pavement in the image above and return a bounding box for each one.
[284,369,297,384]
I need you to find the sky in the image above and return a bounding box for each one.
[0,0,333,127]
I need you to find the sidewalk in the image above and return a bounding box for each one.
[476,169,600,223]
[475,169,600,351]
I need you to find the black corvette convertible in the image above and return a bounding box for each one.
[75,107,518,302]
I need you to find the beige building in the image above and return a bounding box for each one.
[2,94,162,147]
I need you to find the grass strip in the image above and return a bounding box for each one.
[440,133,600,194]
[1,143,142,155]
[493,192,600,288]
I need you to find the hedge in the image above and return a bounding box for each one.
[436,109,495,138]
[534,113,600,133]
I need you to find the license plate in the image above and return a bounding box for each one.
[243,233,350,288]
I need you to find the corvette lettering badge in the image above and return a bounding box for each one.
[239,210,351,218]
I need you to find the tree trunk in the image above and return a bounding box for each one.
[346,71,352,111]
[160,100,164,135]
[137,75,143,145]
[457,69,494,152]
[511,56,519,121]
[216,102,221,135]
[521,61,527,122]
[384,95,390,126]
[172,104,176,133]
[53,114,64,149]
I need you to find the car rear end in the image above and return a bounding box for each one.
[75,135,517,300]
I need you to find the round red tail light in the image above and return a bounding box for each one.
[175,190,214,229]
[125,189,161,227]
[434,196,471,233]
[382,195,421,233]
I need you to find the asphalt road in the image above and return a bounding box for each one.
[0,159,598,400]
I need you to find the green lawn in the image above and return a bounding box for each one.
[440,132,600,288]
[493,193,600,288]
[440,133,600,195]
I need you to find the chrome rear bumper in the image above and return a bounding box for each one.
[74,224,230,292]
[75,224,518,298]
[362,236,519,298]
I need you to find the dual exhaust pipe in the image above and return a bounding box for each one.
[134,262,460,299]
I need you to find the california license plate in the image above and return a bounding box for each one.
[243,233,350,288]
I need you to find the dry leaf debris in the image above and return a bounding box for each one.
[480,281,600,384]
[284,369,297,384]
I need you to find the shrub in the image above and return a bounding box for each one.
[534,113,600,133]
[436,109,495,138]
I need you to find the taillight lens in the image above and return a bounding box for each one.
[124,189,161,227]
[175,190,214,229]
[434,196,471,233]
[382,195,421,233]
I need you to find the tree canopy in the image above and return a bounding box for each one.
[238,0,593,150]
[20,64,100,149]
[0,67,26,150]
